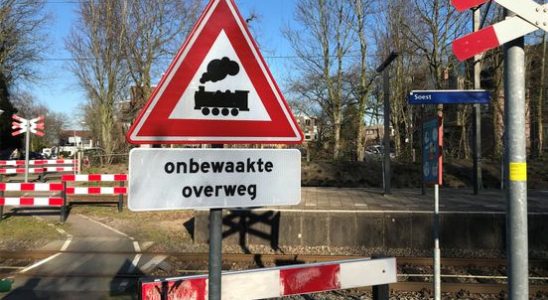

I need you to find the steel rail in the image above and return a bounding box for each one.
[391,282,548,294]
[2,251,548,267]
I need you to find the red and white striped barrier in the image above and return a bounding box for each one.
[62,174,127,212]
[0,183,64,192]
[0,168,45,174]
[0,197,63,206]
[140,258,397,300]
[43,167,75,172]
[62,174,128,182]
[452,17,538,61]
[0,178,68,222]
[0,159,76,166]
[451,0,545,61]
[66,187,127,195]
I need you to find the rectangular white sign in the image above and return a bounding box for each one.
[128,149,301,211]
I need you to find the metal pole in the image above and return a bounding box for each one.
[504,9,528,300]
[433,183,441,300]
[209,144,223,300]
[383,69,391,195]
[24,128,30,182]
[372,283,389,300]
[376,52,398,195]
[118,180,124,212]
[61,181,67,223]
[420,105,426,195]
[209,208,222,300]
[77,149,82,174]
[0,190,4,221]
[473,7,483,195]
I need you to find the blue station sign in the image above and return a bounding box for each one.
[408,90,490,105]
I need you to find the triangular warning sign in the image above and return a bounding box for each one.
[127,0,303,144]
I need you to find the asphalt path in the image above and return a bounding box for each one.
[4,214,165,299]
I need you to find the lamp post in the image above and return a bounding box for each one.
[376,51,399,195]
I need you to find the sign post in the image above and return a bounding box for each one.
[473,7,483,195]
[504,10,529,300]
[12,115,44,182]
[209,144,223,300]
[126,1,303,299]
[422,116,443,300]
[451,0,540,297]
[376,52,399,195]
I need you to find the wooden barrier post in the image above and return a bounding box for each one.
[0,190,4,222]
[118,180,124,212]
[61,181,67,223]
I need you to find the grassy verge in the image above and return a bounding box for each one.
[70,205,198,252]
[0,216,65,251]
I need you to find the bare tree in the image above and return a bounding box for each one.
[351,0,376,161]
[66,0,129,163]
[0,0,48,85]
[373,0,422,159]
[122,0,201,124]
[399,0,469,158]
[528,32,546,158]
[401,0,466,88]
[0,0,48,150]
[285,0,355,159]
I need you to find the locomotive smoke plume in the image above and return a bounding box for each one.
[200,57,240,84]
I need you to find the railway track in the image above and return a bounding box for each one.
[1,250,547,266]
[391,281,548,294]
[2,251,547,296]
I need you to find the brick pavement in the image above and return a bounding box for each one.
[290,188,548,213]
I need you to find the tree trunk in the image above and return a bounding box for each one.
[333,111,342,159]
[532,33,546,157]
[353,0,368,162]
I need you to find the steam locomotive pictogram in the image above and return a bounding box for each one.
[194,57,250,117]
[194,86,249,116]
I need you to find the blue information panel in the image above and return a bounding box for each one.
[408,90,490,105]
[423,118,442,185]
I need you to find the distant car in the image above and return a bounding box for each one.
[41,148,52,158]
[0,149,13,160]
[365,145,383,155]
[29,152,44,160]
[365,145,395,158]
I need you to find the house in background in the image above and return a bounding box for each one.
[295,115,318,142]
[47,130,95,157]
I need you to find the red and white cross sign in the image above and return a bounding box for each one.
[12,115,45,137]
[452,0,548,61]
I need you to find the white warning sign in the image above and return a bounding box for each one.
[128,148,301,211]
